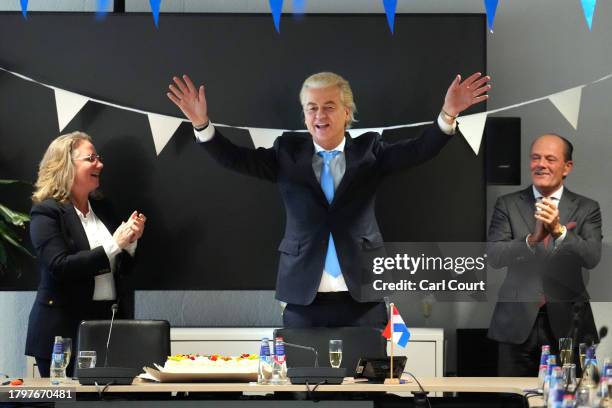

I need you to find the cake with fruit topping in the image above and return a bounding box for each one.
[162,354,259,373]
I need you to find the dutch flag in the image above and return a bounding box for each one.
[381,304,411,348]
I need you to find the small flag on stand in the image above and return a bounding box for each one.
[381,303,410,384]
[382,304,410,348]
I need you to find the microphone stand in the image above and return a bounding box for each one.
[104,304,118,368]
[283,341,319,367]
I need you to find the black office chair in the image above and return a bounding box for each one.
[76,319,170,377]
[274,327,387,375]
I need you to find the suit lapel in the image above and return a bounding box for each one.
[558,188,578,226]
[295,138,329,207]
[515,187,536,232]
[61,201,91,250]
[333,134,358,205]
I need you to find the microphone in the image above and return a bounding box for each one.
[104,303,119,367]
[283,341,319,367]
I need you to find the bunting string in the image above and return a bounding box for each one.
[1,65,611,156]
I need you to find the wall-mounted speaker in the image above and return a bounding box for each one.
[484,117,521,185]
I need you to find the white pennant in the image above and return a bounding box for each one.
[346,127,385,138]
[548,86,583,130]
[248,128,284,148]
[458,112,488,155]
[53,88,89,131]
[147,113,183,155]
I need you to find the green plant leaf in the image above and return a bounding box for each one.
[0,203,30,227]
[0,220,34,258]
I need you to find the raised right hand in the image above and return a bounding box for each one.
[167,74,209,127]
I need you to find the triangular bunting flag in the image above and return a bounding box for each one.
[581,0,597,31]
[293,0,305,15]
[96,0,111,20]
[484,0,499,33]
[458,112,488,155]
[248,128,284,149]
[149,0,161,28]
[147,113,183,155]
[269,0,283,33]
[382,0,397,34]
[20,0,28,19]
[548,87,583,130]
[347,128,385,138]
[53,89,89,132]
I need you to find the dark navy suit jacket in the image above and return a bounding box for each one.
[201,125,451,305]
[25,198,134,359]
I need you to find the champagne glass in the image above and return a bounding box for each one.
[329,340,343,368]
[62,338,72,369]
[579,343,588,370]
[559,338,573,366]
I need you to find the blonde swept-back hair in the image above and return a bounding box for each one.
[299,72,358,129]
[32,131,93,204]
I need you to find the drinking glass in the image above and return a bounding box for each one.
[562,363,577,391]
[77,351,97,369]
[329,339,343,368]
[62,338,73,368]
[559,338,573,366]
[579,343,588,370]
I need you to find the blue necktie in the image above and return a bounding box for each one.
[318,151,341,278]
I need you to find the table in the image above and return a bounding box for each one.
[1,377,544,407]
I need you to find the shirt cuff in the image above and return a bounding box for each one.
[194,123,216,142]
[437,114,457,135]
[525,234,536,253]
[124,240,138,257]
[553,226,567,247]
[102,238,122,262]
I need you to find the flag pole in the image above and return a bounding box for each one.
[389,302,394,380]
[384,302,400,384]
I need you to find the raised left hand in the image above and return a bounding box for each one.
[442,72,491,117]
[125,211,146,242]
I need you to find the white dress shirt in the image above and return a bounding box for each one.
[75,202,136,300]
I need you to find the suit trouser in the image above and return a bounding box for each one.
[497,306,556,377]
[283,292,387,329]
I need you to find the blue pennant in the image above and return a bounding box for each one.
[20,0,28,19]
[96,0,111,20]
[382,0,397,34]
[150,0,161,28]
[484,0,499,33]
[293,0,305,15]
[581,0,597,31]
[269,0,283,33]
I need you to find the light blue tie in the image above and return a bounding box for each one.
[319,151,341,278]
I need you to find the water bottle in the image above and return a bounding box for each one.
[50,336,66,385]
[561,393,575,408]
[257,337,272,384]
[576,346,599,407]
[270,336,288,385]
[547,366,563,408]
[544,355,557,405]
[539,345,551,390]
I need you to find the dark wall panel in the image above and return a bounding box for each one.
[0,13,486,290]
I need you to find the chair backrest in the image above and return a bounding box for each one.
[76,320,170,374]
[274,327,386,375]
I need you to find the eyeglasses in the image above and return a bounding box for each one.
[75,154,102,163]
